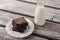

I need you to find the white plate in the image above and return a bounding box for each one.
[6,17,34,38]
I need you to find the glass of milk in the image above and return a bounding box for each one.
[34,0,46,26]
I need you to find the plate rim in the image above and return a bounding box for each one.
[5,17,34,38]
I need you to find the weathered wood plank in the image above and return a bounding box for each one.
[22,0,60,8]
[0,10,55,25]
[46,0,60,8]
[53,17,60,22]
[0,11,60,39]
[0,11,24,25]
[0,27,47,40]
[0,0,60,20]
[52,10,60,22]
[34,22,60,39]
[0,0,36,16]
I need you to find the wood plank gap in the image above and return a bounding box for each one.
[0,24,5,27]
[0,9,60,24]
[46,20,60,24]
[0,24,57,40]
[17,0,60,10]
[0,9,34,18]
[32,33,57,40]
[0,27,48,40]
[17,0,36,5]
[0,25,48,40]
[0,24,54,40]
[45,5,60,10]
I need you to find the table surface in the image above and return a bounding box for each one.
[0,0,60,40]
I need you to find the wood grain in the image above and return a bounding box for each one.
[0,0,60,20]
[53,17,60,22]
[21,0,60,8]
[0,11,60,39]
[0,27,47,40]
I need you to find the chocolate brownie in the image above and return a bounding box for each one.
[12,17,28,33]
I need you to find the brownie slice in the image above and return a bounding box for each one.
[12,17,28,33]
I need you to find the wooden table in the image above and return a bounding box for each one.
[0,0,60,40]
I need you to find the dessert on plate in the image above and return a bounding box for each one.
[6,17,34,38]
[12,17,28,33]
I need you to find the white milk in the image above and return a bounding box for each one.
[34,4,46,26]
